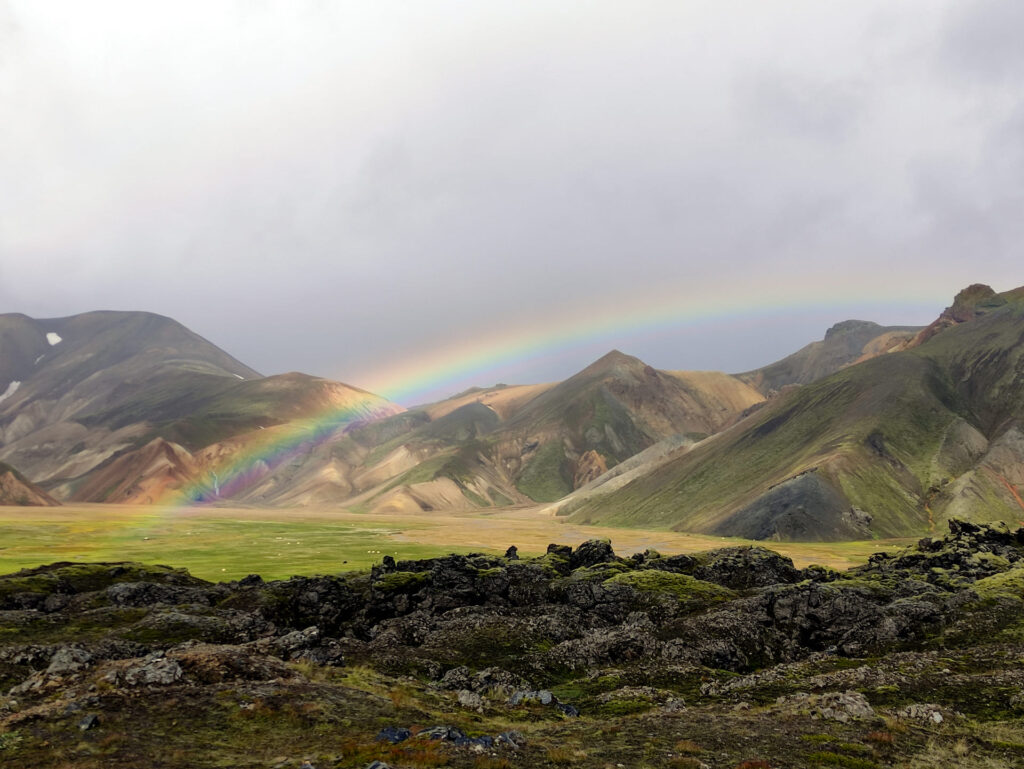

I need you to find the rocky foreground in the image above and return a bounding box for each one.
[2,521,1024,768]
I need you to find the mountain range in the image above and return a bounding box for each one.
[2,284,1022,541]
[561,284,1024,540]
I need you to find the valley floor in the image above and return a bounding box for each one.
[0,504,909,581]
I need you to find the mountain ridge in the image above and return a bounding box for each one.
[569,284,1024,540]
[3,288,1020,541]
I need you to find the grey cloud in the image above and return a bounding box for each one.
[734,73,866,143]
[941,0,1024,82]
[911,96,1024,272]
[0,2,1020,396]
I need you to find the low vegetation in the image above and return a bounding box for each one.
[1,520,1022,767]
[0,504,902,581]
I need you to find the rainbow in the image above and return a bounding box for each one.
[157,394,399,507]
[160,280,948,508]
[357,279,947,405]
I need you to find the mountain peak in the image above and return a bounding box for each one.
[576,349,648,378]
[598,348,633,362]
[0,461,60,506]
[823,320,881,340]
[902,284,1008,350]
[948,283,1001,322]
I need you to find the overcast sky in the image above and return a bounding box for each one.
[1,1,1022,403]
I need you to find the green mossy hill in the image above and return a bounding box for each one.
[571,285,1024,539]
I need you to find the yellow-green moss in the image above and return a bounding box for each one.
[606,570,735,604]
[373,571,430,593]
[973,566,1024,601]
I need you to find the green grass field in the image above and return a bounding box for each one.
[0,503,909,582]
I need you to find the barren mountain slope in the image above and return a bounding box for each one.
[0,461,60,506]
[0,311,260,486]
[0,312,402,504]
[62,375,404,505]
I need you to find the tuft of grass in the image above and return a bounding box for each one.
[901,738,1016,769]
[545,746,576,765]
[389,684,414,710]
[806,751,879,769]
[0,731,24,752]
[594,697,657,716]
[474,758,512,769]
[801,734,833,744]
[675,739,703,755]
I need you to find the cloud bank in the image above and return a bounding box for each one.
[1,1,1021,400]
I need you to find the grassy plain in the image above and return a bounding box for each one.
[0,503,910,582]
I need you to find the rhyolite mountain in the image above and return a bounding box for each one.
[569,284,1024,541]
[355,317,931,516]
[6,288,1024,541]
[0,461,59,506]
[0,311,402,503]
[738,319,921,394]
[337,351,765,513]
[0,311,766,509]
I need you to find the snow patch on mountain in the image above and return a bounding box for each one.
[0,380,21,404]
[46,332,62,346]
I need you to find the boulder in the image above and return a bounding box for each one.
[570,539,617,569]
[457,689,483,711]
[692,546,801,590]
[375,726,412,744]
[46,646,93,675]
[108,652,183,687]
[898,703,946,724]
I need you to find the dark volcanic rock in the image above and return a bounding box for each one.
[570,539,618,569]
[3,523,1024,768]
[692,546,802,590]
[375,726,412,744]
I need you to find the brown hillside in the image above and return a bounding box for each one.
[0,462,60,506]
